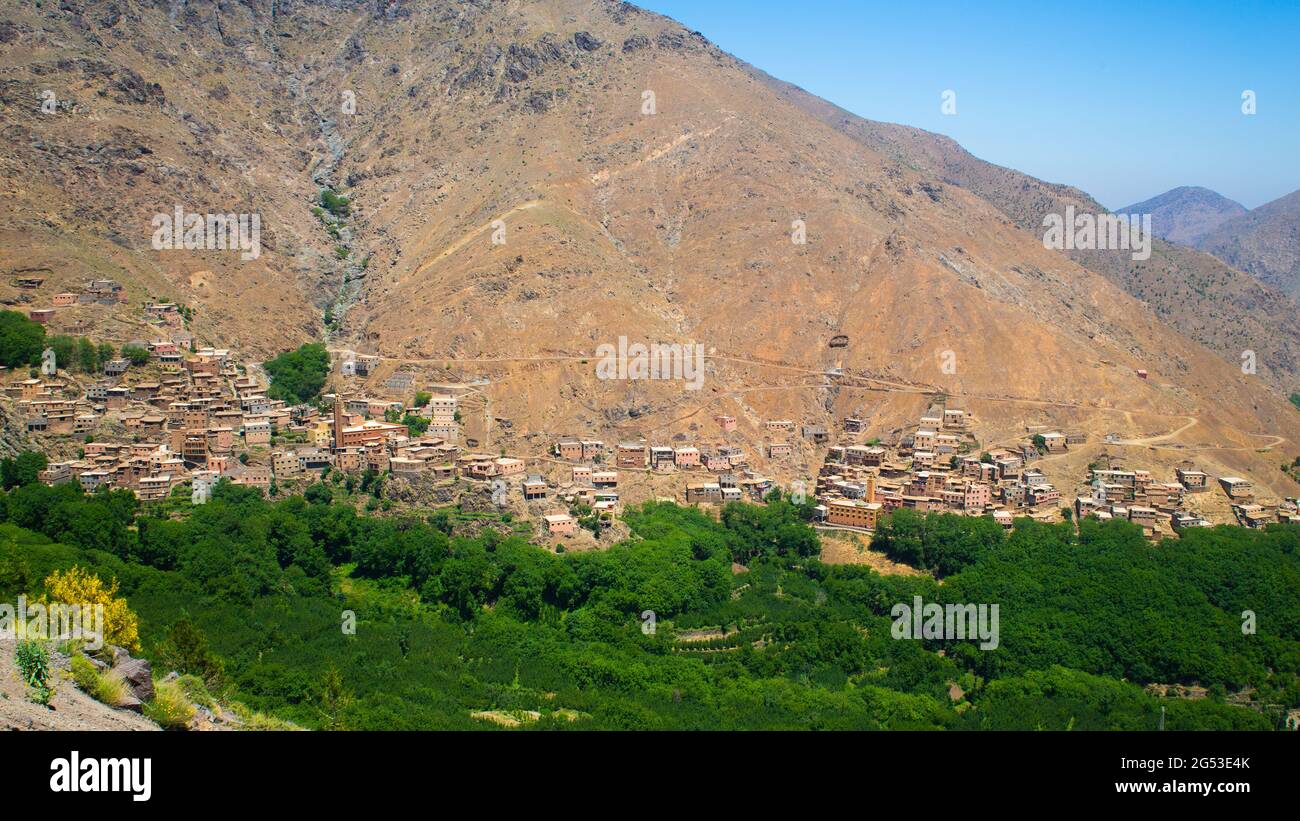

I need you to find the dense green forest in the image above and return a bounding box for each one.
[0,462,1295,730]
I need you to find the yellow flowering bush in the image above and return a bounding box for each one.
[42,566,140,653]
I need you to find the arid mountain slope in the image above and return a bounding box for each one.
[315,0,1296,490]
[0,0,1296,497]
[0,0,341,355]
[756,73,1300,396]
[1192,189,1300,298]
[1117,186,1247,245]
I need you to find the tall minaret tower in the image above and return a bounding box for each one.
[333,392,345,452]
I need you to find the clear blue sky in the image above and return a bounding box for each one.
[637,0,1300,209]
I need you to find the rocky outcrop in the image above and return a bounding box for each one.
[116,656,154,702]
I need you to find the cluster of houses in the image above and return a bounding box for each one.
[552,434,775,510]
[14,345,623,544]
[1078,466,1298,534]
[1075,466,1200,536]
[17,278,130,325]
[802,405,1296,539]
[10,342,515,505]
[12,330,1296,546]
[810,408,1009,531]
[1208,474,1300,529]
[143,302,186,330]
[15,346,234,436]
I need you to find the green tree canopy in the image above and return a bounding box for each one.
[263,343,331,404]
[0,310,46,368]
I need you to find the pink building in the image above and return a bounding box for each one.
[556,440,583,460]
[963,482,992,511]
[543,512,576,537]
[674,447,701,468]
[703,451,730,471]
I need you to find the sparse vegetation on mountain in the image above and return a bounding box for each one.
[318,189,351,218]
[1116,186,1247,245]
[1191,189,1300,298]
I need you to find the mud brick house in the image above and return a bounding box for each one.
[616,442,647,468]
[943,408,971,429]
[543,512,576,537]
[1041,432,1067,453]
[703,451,730,471]
[1219,476,1253,499]
[1176,467,1209,492]
[556,440,583,460]
[522,475,548,500]
[243,419,272,446]
[674,446,701,468]
[685,483,723,504]
[272,451,303,479]
[826,499,883,530]
[718,446,746,466]
[649,446,676,471]
[801,425,829,443]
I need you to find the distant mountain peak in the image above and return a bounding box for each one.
[1117,187,1247,245]
[1192,188,1300,298]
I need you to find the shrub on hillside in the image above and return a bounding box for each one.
[144,679,195,730]
[70,654,129,707]
[42,566,140,653]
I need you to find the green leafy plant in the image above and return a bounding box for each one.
[318,189,350,217]
[15,639,53,705]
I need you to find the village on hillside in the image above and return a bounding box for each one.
[4,281,1297,554]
